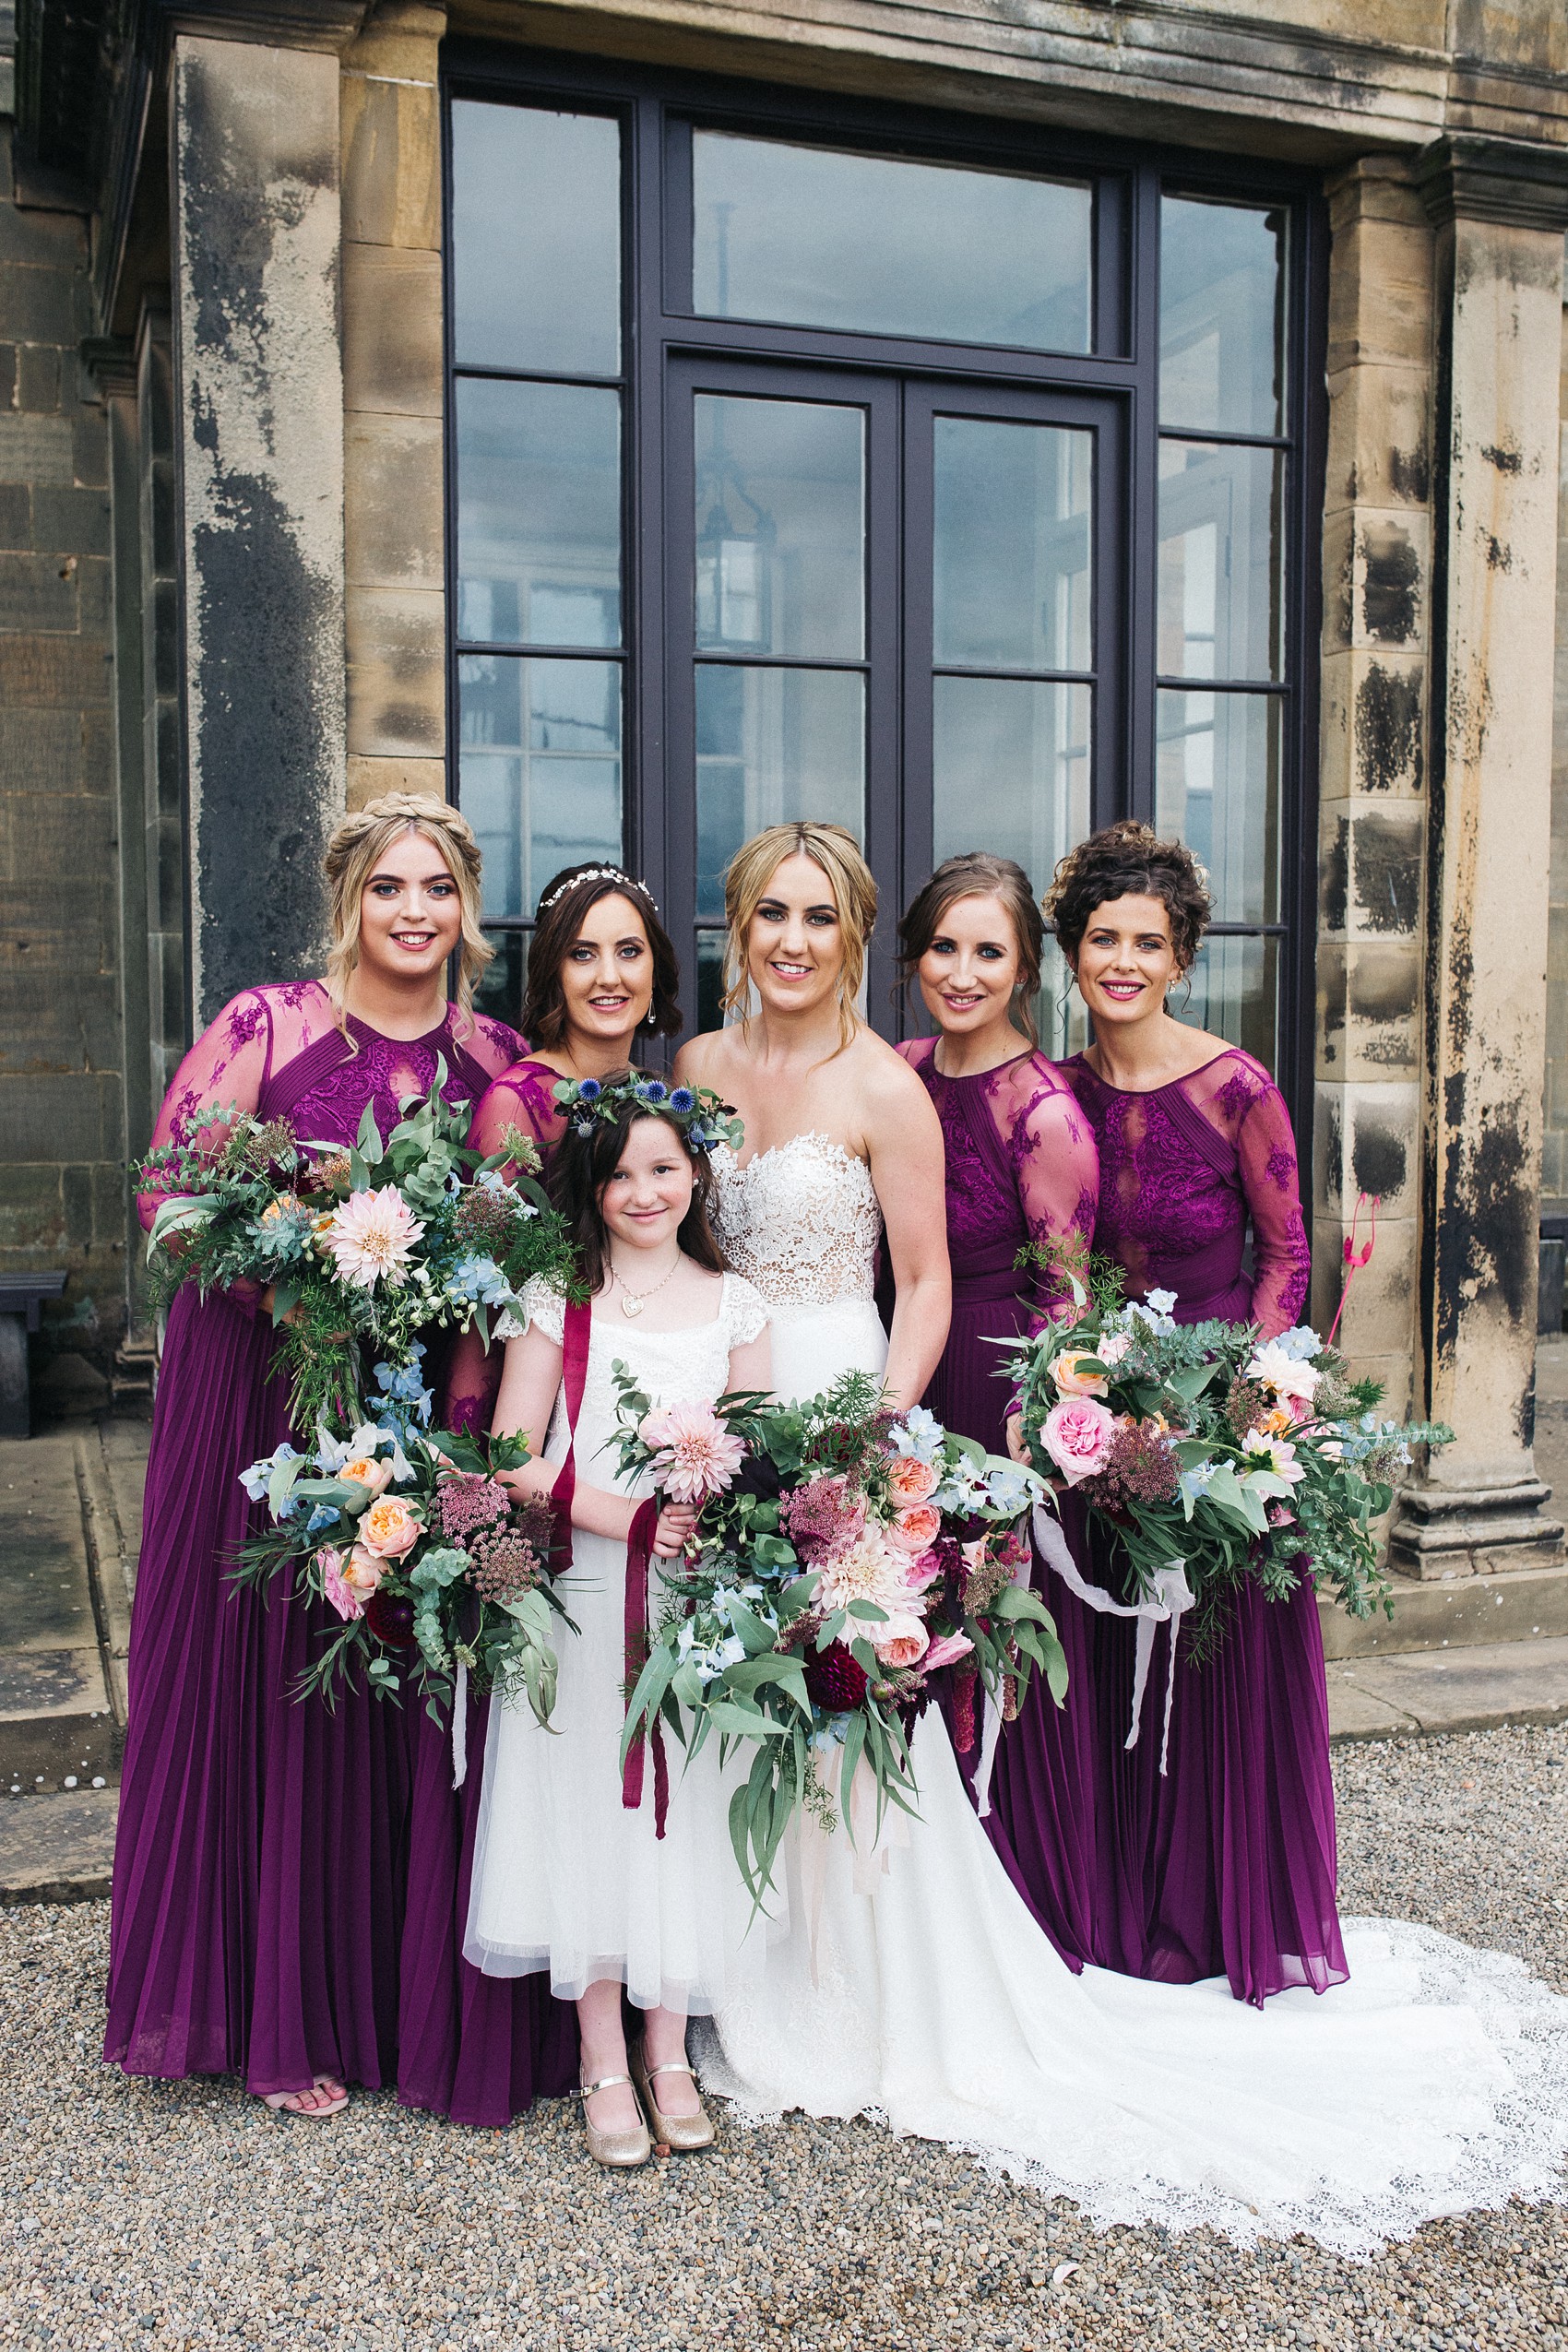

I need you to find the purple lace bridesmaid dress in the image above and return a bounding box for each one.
[900,1039,1111,1957]
[1038,1044,1347,2006]
[397,1058,580,2125]
[104,983,523,2097]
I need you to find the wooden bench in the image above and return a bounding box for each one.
[0,1273,68,1439]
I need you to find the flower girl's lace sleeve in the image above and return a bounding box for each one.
[503,1277,568,1349]
[721,1276,772,1349]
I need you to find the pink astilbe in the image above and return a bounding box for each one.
[638,1400,745,1504]
[779,1471,866,1563]
[437,1471,511,1544]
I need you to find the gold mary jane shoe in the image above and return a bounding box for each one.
[628,2037,716,2154]
[577,2072,653,2169]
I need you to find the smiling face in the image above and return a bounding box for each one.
[744,852,846,1019]
[356,828,464,986]
[558,892,655,1051]
[1068,892,1183,1030]
[598,1116,695,1256]
[916,892,1023,1039]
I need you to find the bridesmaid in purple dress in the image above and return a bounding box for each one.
[398,863,684,2127]
[105,796,523,2114]
[894,854,1103,1950]
[1036,820,1345,2006]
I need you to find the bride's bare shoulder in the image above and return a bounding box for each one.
[847,1027,936,1120]
[672,1029,731,1088]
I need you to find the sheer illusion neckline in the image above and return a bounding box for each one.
[344,1006,457,1050]
[1073,1045,1240,1098]
[928,1045,1037,1086]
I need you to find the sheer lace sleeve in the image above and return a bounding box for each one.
[463,1014,527,1085]
[990,1055,1100,1325]
[1234,1079,1313,1336]
[513,1277,567,1348]
[467,1060,564,1168]
[137,989,278,1232]
[721,1275,772,1348]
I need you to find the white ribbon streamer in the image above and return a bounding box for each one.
[452,1657,469,1789]
[798,1740,912,1980]
[1031,1506,1194,1776]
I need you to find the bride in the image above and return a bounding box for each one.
[676,821,1568,2253]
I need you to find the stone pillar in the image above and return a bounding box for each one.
[1390,137,1568,1580]
[1313,157,1434,1422]
[171,36,348,1026]
[339,2,446,812]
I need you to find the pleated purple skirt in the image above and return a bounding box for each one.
[104,1285,410,2094]
[992,1514,1348,2007]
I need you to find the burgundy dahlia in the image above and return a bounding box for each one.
[364,1591,415,1648]
[803,1641,869,1715]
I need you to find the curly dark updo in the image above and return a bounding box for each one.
[1044,821,1212,974]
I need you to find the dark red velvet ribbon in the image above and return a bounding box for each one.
[549,1298,668,1838]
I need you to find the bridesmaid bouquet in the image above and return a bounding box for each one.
[136,1069,577,1436]
[608,1367,1065,1904]
[1005,1256,1453,1654]
[232,1380,573,1727]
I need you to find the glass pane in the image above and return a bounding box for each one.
[458,654,623,921]
[1158,441,1283,683]
[1036,934,1091,1064]
[474,930,529,1032]
[695,665,864,920]
[456,380,622,649]
[451,101,621,376]
[693,132,1091,353]
[1159,195,1286,436]
[933,419,1091,673]
[1156,690,1280,925]
[1182,932,1278,1072]
[695,398,864,659]
[932,677,1091,896]
[695,932,727,1038]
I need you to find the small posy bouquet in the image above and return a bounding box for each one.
[1006,1255,1454,1655]
[608,1368,1065,1904]
[137,1069,577,1437]
[232,1361,573,1727]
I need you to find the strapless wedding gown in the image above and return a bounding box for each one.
[702,1133,1568,2252]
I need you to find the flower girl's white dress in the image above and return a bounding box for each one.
[465,1273,772,2015]
[699,1133,1568,2254]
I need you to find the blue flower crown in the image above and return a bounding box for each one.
[552,1073,743,1157]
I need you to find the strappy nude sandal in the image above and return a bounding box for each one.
[577,2071,652,2168]
[261,2075,349,2119]
[628,2037,715,2153]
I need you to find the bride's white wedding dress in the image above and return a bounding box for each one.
[702,1132,1568,2254]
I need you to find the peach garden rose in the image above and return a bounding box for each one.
[358,1494,423,1560]
[888,1502,942,1554]
[886,1452,939,1506]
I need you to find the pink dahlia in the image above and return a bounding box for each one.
[322,1184,424,1290]
[638,1400,745,1505]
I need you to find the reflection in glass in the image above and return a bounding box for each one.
[693,132,1092,353]
[694,398,864,660]
[695,932,727,1038]
[1158,441,1283,683]
[458,655,622,921]
[1182,932,1277,1070]
[695,665,863,920]
[932,678,1090,893]
[1156,690,1280,926]
[934,419,1091,673]
[451,102,621,377]
[1159,196,1286,437]
[1035,934,1091,1064]
[474,930,529,1033]
[457,380,622,649]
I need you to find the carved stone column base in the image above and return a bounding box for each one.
[1388,1479,1565,1582]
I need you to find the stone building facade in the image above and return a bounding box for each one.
[1,1,1566,1598]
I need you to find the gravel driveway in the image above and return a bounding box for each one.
[2,1722,1566,2350]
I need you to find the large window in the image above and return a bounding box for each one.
[445,58,1322,1101]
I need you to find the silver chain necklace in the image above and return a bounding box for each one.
[611,1253,680,1318]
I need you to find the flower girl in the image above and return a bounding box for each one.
[465,1072,772,2167]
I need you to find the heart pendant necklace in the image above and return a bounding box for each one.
[613,1254,679,1319]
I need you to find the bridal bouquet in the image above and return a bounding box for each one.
[232,1365,572,1726]
[608,1367,1065,1903]
[1005,1256,1453,1655]
[137,1069,577,1437]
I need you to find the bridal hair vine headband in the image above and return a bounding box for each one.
[552,1074,744,1157]
[537,867,658,916]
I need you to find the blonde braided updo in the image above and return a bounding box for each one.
[323,793,493,1039]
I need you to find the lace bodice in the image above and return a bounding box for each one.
[1061,1047,1311,1336]
[517,1274,771,1492]
[708,1135,883,1309]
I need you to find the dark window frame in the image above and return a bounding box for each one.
[441,41,1326,1146]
